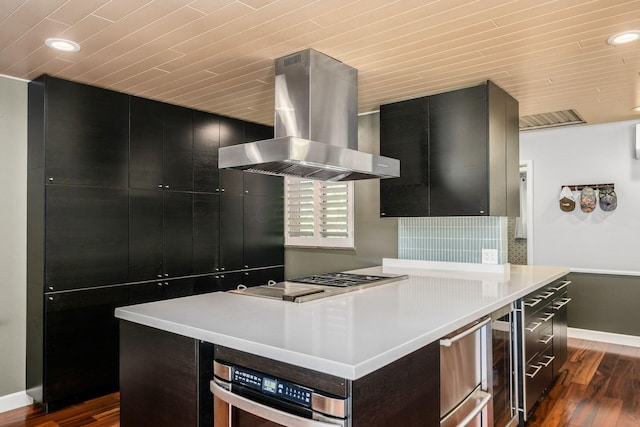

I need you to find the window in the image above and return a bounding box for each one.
[285,177,354,249]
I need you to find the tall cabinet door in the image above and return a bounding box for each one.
[379,98,430,217]
[219,194,243,272]
[44,76,129,188]
[193,111,220,193]
[44,286,128,407]
[193,193,220,274]
[243,194,284,269]
[429,85,488,216]
[45,186,129,291]
[218,116,244,194]
[130,97,163,190]
[129,189,163,282]
[163,104,193,191]
[163,191,193,278]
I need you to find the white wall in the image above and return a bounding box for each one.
[0,75,28,395]
[521,119,640,273]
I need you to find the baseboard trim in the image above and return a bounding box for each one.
[568,327,640,348]
[0,391,33,414]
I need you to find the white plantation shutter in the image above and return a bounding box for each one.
[285,177,354,248]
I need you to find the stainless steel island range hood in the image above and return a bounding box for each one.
[218,49,400,181]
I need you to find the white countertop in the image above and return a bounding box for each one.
[115,262,568,380]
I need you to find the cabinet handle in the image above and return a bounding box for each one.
[48,177,54,182]
[526,365,542,378]
[525,322,542,332]
[524,298,542,308]
[158,184,163,188]
[553,297,572,310]
[221,188,225,192]
[551,280,571,291]
[244,272,249,276]
[220,267,225,271]
[539,312,555,322]
[538,291,554,299]
[157,282,163,286]
[48,296,54,301]
[538,334,554,345]
[164,185,170,189]
[539,355,555,367]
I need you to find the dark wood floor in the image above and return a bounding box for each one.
[1,338,638,427]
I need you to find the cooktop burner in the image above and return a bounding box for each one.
[288,272,393,288]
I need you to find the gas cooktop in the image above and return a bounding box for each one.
[288,272,397,288]
[229,271,408,303]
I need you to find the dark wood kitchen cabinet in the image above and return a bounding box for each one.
[45,185,129,291]
[129,189,194,281]
[130,97,193,191]
[243,193,285,269]
[120,322,214,427]
[128,277,196,305]
[380,80,519,217]
[39,286,129,411]
[219,193,244,272]
[379,97,430,217]
[163,191,194,277]
[36,75,129,188]
[193,193,220,275]
[28,75,284,411]
[193,110,220,193]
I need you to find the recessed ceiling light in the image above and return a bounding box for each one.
[45,38,81,52]
[607,30,640,45]
[632,106,640,112]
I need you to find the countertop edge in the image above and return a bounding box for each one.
[115,266,569,380]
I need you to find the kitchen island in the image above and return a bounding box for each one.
[115,261,568,426]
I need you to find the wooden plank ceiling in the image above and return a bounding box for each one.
[1,0,639,127]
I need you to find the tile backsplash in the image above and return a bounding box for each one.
[398,217,508,264]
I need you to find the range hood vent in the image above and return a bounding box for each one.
[218,49,400,181]
[519,109,585,131]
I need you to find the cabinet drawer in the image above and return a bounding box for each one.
[524,347,554,414]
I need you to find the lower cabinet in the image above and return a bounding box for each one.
[518,276,571,420]
[34,287,129,411]
[120,321,214,427]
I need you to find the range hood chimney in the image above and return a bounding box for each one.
[218,49,400,181]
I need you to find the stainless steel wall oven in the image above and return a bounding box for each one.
[211,346,349,427]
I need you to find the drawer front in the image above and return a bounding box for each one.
[524,346,554,414]
[524,310,554,363]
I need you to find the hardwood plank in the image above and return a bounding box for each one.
[528,339,640,427]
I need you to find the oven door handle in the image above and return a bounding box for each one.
[210,379,344,427]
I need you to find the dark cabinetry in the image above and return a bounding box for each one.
[379,97,430,217]
[129,97,193,191]
[28,75,284,411]
[44,287,128,410]
[45,185,129,291]
[518,277,570,420]
[380,81,519,217]
[43,76,129,188]
[120,321,214,427]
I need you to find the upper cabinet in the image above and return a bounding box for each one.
[37,76,129,188]
[130,97,193,191]
[380,81,519,217]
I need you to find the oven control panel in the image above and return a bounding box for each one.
[232,366,313,408]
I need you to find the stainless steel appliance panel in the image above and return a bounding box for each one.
[440,317,492,427]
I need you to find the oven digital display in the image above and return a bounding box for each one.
[232,366,314,408]
[262,377,277,393]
